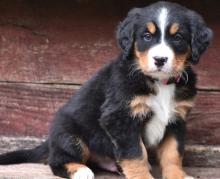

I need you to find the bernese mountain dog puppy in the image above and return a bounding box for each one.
[0,1,213,179]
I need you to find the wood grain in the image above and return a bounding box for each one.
[0,83,77,137]
[1,136,219,168]
[0,0,219,89]
[187,91,220,145]
[0,83,219,145]
[184,145,220,168]
[0,163,219,179]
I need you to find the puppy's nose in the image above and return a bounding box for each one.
[153,56,168,67]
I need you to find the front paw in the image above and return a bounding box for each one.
[124,172,155,179]
[183,177,195,179]
[162,166,194,179]
[70,167,94,179]
[148,173,155,179]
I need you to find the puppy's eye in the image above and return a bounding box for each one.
[143,32,152,41]
[173,33,183,42]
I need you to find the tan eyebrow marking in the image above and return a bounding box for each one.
[170,23,179,35]
[146,22,156,34]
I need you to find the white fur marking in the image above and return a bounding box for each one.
[147,8,174,76]
[184,176,195,179]
[148,43,174,74]
[158,8,168,42]
[72,167,94,179]
[144,82,175,147]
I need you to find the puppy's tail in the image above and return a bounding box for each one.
[0,140,49,164]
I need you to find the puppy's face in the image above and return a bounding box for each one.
[134,8,191,79]
[117,2,213,80]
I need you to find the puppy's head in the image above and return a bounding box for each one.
[117,1,213,79]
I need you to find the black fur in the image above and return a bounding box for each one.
[163,118,186,156]
[0,141,48,164]
[117,8,141,60]
[187,10,213,64]
[0,1,212,178]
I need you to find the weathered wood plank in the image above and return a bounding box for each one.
[187,91,220,145]
[194,25,220,90]
[2,136,220,168]
[0,163,219,179]
[0,0,119,84]
[184,145,220,168]
[0,0,219,89]
[0,83,76,137]
[0,83,220,145]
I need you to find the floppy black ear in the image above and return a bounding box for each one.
[116,8,141,60]
[188,11,213,64]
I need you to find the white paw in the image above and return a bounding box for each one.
[184,176,195,179]
[71,167,95,179]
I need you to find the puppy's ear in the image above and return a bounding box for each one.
[117,8,141,60]
[188,11,213,64]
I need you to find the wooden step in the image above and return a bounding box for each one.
[0,163,219,179]
[0,136,219,168]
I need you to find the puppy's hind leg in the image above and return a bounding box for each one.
[49,136,94,179]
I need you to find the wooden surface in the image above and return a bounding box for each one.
[186,91,220,145]
[0,0,220,146]
[0,83,76,137]
[0,164,219,179]
[0,83,220,145]
[0,136,219,168]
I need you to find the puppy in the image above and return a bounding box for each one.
[0,1,212,179]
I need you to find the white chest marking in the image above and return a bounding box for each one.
[144,82,176,147]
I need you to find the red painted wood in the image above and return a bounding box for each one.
[194,24,220,89]
[187,91,220,145]
[0,0,219,89]
[0,83,219,145]
[0,83,76,137]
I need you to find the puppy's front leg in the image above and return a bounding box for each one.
[156,120,194,179]
[99,109,153,179]
[119,141,154,179]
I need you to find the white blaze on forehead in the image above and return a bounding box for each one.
[158,8,169,41]
[146,7,174,76]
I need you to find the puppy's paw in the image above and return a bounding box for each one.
[71,167,94,179]
[148,174,155,179]
[184,176,194,179]
[162,166,192,179]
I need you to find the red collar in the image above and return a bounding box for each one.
[161,76,181,85]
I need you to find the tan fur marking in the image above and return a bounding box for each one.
[170,23,179,35]
[81,141,90,163]
[174,55,187,72]
[72,138,90,163]
[147,22,156,34]
[134,43,149,74]
[175,100,195,119]
[120,142,153,179]
[175,106,190,119]
[173,50,191,73]
[65,163,87,174]
[157,136,187,179]
[130,96,150,118]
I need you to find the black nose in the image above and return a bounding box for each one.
[154,56,168,67]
